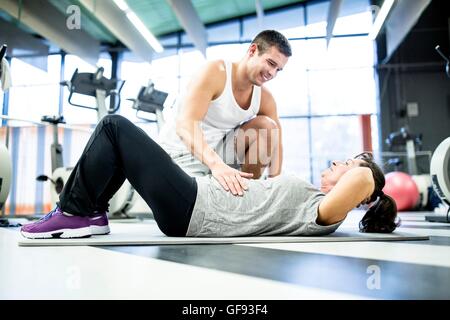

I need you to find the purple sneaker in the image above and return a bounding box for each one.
[89,212,110,235]
[20,207,91,239]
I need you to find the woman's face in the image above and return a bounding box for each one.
[320,158,367,193]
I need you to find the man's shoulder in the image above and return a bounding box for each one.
[185,60,227,99]
[204,59,226,74]
[260,85,274,101]
[258,86,277,114]
[196,60,227,85]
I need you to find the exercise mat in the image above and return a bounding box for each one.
[18,221,428,247]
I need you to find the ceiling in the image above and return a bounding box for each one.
[128,0,306,37]
[0,0,309,62]
[49,0,117,43]
[51,0,307,44]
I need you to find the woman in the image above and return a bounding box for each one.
[21,115,399,239]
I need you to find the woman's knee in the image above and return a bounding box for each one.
[99,114,134,131]
[101,114,126,124]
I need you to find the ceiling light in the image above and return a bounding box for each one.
[112,0,163,53]
[113,0,129,11]
[126,12,163,53]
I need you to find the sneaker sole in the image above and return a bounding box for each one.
[20,227,92,239]
[90,225,110,235]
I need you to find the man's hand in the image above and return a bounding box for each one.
[211,162,253,196]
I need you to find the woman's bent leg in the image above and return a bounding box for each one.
[59,115,197,236]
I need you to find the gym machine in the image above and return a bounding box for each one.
[0,44,12,221]
[425,45,450,222]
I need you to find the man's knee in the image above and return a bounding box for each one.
[251,116,279,148]
[239,116,279,144]
[249,115,278,131]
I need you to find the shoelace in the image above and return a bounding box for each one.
[39,207,60,222]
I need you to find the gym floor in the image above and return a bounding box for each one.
[0,210,449,300]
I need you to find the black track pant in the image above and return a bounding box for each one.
[59,115,198,236]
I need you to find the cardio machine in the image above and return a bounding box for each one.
[128,80,168,130]
[0,44,12,216]
[424,45,450,222]
[425,137,450,222]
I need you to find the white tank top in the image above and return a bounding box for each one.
[158,60,261,152]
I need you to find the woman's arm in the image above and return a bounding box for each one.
[317,167,375,225]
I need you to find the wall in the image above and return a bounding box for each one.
[376,0,450,173]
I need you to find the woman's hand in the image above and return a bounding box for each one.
[211,162,253,196]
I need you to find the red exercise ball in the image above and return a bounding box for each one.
[383,172,420,211]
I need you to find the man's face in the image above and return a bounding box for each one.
[247,44,289,86]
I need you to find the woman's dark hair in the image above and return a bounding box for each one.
[251,30,292,57]
[354,152,400,233]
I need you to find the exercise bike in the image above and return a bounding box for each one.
[36,67,136,218]
[128,80,168,130]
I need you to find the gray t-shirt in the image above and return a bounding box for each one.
[186,174,343,237]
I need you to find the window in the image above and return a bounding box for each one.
[310,116,365,186]
[308,67,377,115]
[305,37,375,70]
[150,54,183,120]
[119,60,153,123]
[306,1,329,37]
[7,55,61,126]
[0,92,4,115]
[243,6,305,40]
[264,40,309,116]
[207,43,248,61]
[208,21,240,43]
[179,49,205,78]
[264,0,377,181]
[334,11,373,35]
[179,49,206,97]
[279,118,311,182]
[334,0,373,35]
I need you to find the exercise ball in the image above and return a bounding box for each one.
[383,172,420,211]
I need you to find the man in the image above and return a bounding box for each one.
[158,30,291,196]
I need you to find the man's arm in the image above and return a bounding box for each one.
[317,167,375,225]
[176,61,253,195]
[258,88,283,177]
[176,61,222,169]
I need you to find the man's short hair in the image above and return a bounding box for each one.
[251,30,292,57]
